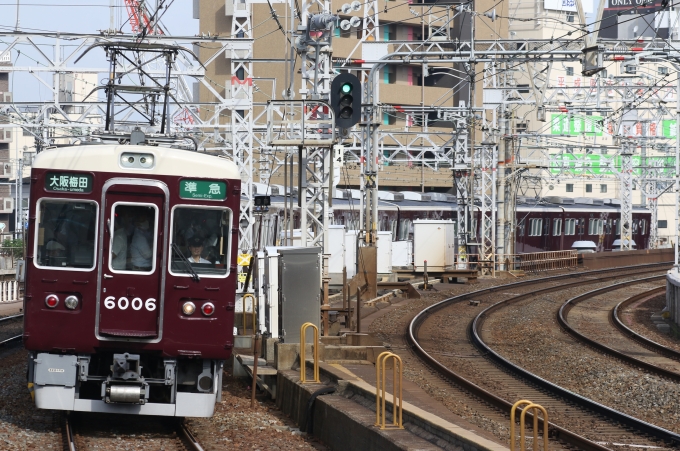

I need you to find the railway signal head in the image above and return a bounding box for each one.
[331,73,361,129]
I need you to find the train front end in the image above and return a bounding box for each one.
[23,145,239,417]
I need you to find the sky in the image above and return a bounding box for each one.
[0,0,199,102]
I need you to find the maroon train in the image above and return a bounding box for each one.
[23,144,239,417]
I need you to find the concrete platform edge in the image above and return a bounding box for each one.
[276,362,508,451]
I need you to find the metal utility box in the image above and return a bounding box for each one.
[278,247,321,343]
[376,231,392,273]
[328,225,345,275]
[344,230,358,278]
[413,220,455,272]
[392,240,412,268]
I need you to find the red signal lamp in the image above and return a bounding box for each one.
[45,294,59,308]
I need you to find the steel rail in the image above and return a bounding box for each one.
[178,420,205,451]
[612,286,680,362]
[471,273,680,447]
[408,263,673,451]
[0,314,23,346]
[558,276,680,381]
[65,413,77,451]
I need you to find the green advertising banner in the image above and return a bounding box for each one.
[662,120,677,138]
[179,180,227,200]
[550,114,603,136]
[549,154,675,176]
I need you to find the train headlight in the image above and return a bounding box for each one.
[201,302,215,316]
[45,294,59,308]
[182,301,196,316]
[139,155,154,168]
[64,295,79,310]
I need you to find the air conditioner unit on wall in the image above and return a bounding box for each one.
[1,162,11,177]
[2,92,11,103]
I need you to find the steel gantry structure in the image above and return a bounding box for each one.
[3,2,680,268]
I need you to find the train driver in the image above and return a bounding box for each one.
[187,236,211,264]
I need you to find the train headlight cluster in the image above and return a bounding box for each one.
[64,295,79,310]
[182,301,215,316]
[120,152,155,169]
[45,294,59,308]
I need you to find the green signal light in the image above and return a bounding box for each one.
[341,83,352,94]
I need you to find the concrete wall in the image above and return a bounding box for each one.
[580,248,674,270]
[667,269,680,327]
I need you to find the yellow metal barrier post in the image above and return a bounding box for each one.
[299,322,320,383]
[375,352,404,429]
[242,293,257,334]
[510,400,549,451]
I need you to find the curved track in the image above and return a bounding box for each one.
[613,288,680,362]
[408,264,679,450]
[559,276,680,380]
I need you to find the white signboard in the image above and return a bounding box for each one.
[544,0,594,13]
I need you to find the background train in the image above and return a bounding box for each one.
[251,186,653,253]
[24,145,239,417]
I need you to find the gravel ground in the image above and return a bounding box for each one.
[485,281,680,433]
[0,348,63,451]
[185,365,327,451]
[625,293,680,352]
[0,317,23,343]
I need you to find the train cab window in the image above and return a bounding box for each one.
[564,218,576,236]
[35,199,98,270]
[169,206,233,277]
[553,218,562,236]
[109,204,158,273]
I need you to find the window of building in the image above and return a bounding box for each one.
[659,66,669,75]
[588,218,603,235]
[585,184,592,193]
[600,184,607,193]
[35,199,98,271]
[553,218,563,236]
[659,220,668,229]
[383,66,396,84]
[566,66,574,76]
[566,184,574,193]
[383,112,396,125]
[529,218,543,236]
[566,13,575,22]
[170,206,233,277]
[564,218,576,235]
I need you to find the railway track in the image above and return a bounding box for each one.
[64,412,206,450]
[559,277,680,381]
[0,313,23,346]
[406,263,679,450]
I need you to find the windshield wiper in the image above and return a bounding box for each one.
[172,243,200,282]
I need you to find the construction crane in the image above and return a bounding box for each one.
[123,0,161,36]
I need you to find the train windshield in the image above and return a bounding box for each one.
[170,206,232,277]
[35,199,98,270]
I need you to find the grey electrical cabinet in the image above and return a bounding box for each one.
[278,247,321,343]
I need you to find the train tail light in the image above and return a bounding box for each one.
[64,295,79,310]
[45,294,59,308]
[201,302,215,316]
[182,301,196,315]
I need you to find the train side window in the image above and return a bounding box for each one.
[588,219,603,235]
[578,218,585,235]
[605,219,612,235]
[615,219,621,235]
[553,219,562,236]
[169,206,233,278]
[564,218,575,235]
[529,218,542,236]
[35,199,98,271]
[518,218,525,237]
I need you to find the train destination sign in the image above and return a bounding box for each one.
[179,180,227,200]
[45,173,93,193]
